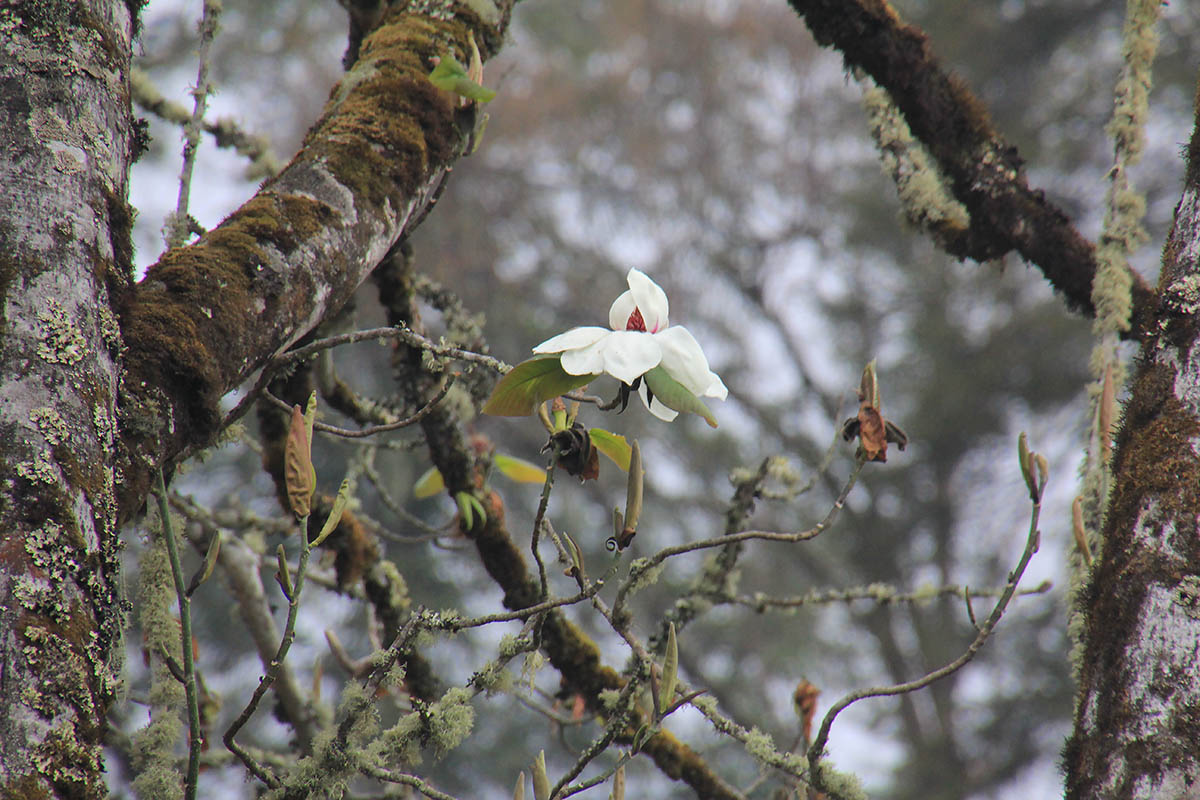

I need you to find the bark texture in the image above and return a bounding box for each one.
[0,2,134,797]
[1064,104,1200,799]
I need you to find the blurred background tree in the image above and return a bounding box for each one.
[99,0,1196,797]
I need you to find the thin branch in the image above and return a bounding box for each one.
[733,579,1052,612]
[358,763,462,799]
[361,458,447,538]
[806,493,1045,797]
[153,468,202,800]
[689,696,806,785]
[167,493,317,743]
[550,679,641,800]
[130,67,282,178]
[275,324,510,373]
[259,375,453,438]
[431,586,604,632]
[165,0,222,249]
[530,452,557,600]
[613,459,865,621]
[202,325,496,458]
[224,515,315,789]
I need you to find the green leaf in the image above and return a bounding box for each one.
[532,750,549,800]
[642,366,718,428]
[658,622,678,716]
[429,53,497,103]
[414,466,445,499]
[312,478,351,548]
[588,428,632,471]
[482,354,598,417]
[456,491,487,530]
[456,491,475,529]
[494,454,548,484]
[186,531,221,597]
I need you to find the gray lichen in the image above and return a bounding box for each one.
[36,298,88,365]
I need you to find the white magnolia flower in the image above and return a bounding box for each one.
[532,268,727,421]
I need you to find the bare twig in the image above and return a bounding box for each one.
[530,452,557,600]
[275,324,509,373]
[732,579,1052,612]
[224,514,315,788]
[165,0,222,249]
[130,67,282,178]
[613,459,865,622]
[806,493,1046,797]
[359,762,463,799]
[152,468,202,800]
[259,375,453,438]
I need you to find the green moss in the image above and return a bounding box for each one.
[12,0,77,44]
[130,526,184,800]
[102,182,135,285]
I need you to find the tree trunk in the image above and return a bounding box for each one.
[1064,105,1200,799]
[0,2,134,797]
[0,1,511,795]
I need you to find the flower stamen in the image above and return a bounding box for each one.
[626,308,647,332]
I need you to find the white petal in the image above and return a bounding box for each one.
[654,326,719,396]
[599,330,662,384]
[639,383,679,422]
[626,269,670,332]
[559,337,609,376]
[608,290,637,331]
[703,372,728,401]
[532,326,610,354]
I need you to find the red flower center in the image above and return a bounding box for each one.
[626,308,647,332]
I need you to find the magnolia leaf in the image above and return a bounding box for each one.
[1017,432,1037,500]
[185,532,221,597]
[303,391,318,446]
[313,478,351,547]
[562,530,584,576]
[414,466,446,499]
[275,544,293,601]
[456,491,476,529]
[588,428,632,471]
[658,622,678,717]
[482,354,598,417]
[642,366,718,427]
[624,440,643,531]
[284,405,315,518]
[859,360,880,409]
[531,750,549,800]
[494,454,548,484]
[429,52,497,103]
[610,765,625,800]
[630,723,653,754]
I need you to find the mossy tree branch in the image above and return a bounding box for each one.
[786,0,1157,338]
[116,2,514,522]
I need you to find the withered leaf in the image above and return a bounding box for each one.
[856,402,888,462]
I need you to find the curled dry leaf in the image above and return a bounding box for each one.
[842,362,906,463]
[793,679,820,744]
